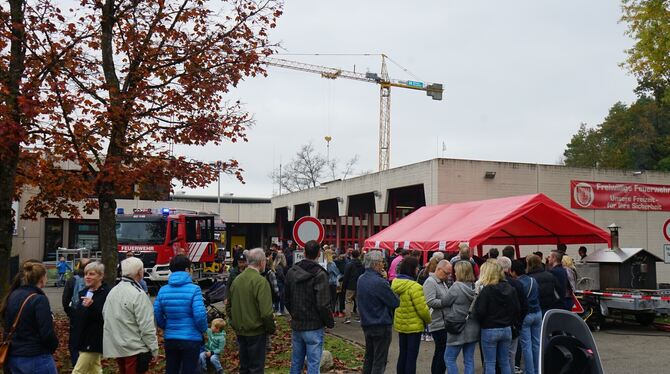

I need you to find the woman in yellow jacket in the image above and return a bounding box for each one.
[391,255,432,374]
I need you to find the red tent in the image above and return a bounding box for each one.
[364,193,610,256]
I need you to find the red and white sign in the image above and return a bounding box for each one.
[570,180,670,211]
[571,292,584,314]
[664,219,670,242]
[292,216,324,248]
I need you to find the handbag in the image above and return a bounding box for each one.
[444,286,479,335]
[0,293,37,365]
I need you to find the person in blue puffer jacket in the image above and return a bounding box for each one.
[154,255,208,374]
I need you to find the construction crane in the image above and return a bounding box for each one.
[262,55,443,171]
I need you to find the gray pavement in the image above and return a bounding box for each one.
[45,287,670,373]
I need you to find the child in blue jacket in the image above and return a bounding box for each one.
[56,256,71,287]
[199,318,226,374]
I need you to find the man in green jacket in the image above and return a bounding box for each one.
[226,248,276,374]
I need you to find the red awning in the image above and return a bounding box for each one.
[364,193,610,252]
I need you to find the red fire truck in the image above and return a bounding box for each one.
[115,208,224,284]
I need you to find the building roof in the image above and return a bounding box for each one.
[583,248,663,263]
[364,193,611,252]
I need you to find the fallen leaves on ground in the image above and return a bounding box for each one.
[3,314,364,373]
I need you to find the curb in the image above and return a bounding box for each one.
[326,330,365,348]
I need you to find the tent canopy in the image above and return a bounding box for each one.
[364,193,610,253]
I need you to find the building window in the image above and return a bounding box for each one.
[69,220,99,252]
[43,219,63,262]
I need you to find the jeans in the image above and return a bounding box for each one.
[397,332,422,374]
[520,311,542,374]
[509,337,519,374]
[480,327,512,374]
[329,285,338,313]
[430,329,448,374]
[444,342,477,374]
[274,280,285,313]
[290,328,324,374]
[165,339,202,374]
[199,352,223,373]
[237,334,267,374]
[57,273,66,287]
[362,325,392,374]
[6,354,57,374]
[344,290,356,319]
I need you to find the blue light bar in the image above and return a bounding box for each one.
[116,208,125,215]
[161,208,170,215]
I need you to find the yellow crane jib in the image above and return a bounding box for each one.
[261,55,443,171]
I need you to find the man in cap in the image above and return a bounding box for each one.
[227,252,247,298]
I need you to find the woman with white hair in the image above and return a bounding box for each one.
[103,257,159,374]
[72,262,109,374]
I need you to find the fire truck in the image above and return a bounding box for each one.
[115,208,225,286]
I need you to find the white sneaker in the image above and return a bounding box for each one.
[425,334,433,342]
[421,333,426,341]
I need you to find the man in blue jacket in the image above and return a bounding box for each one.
[547,250,570,310]
[356,250,400,374]
[154,255,208,374]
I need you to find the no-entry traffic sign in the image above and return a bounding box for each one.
[663,218,670,242]
[292,216,325,248]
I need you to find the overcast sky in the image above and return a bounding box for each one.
[179,0,638,198]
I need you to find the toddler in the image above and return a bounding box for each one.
[199,318,226,374]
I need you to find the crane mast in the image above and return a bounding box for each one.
[262,55,443,171]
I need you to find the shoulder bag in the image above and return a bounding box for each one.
[0,293,37,365]
[444,286,478,334]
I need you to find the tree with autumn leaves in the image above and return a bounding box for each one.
[1,0,282,289]
[563,1,670,170]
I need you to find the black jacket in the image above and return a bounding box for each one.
[474,281,520,329]
[342,259,364,291]
[285,259,334,331]
[528,268,563,311]
[3,286,58,357]
[74,284,110,353]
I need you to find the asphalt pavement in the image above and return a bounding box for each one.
[45,286,670,373]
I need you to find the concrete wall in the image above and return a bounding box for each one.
[271,159,439,217]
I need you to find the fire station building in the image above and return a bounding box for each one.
[12,157,670,284]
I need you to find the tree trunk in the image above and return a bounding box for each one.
[0,146,19,295]
[98,193,118,286]
[0,0,27,295]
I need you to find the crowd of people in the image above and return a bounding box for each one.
[353,243,582,374]
[0,241,583,374]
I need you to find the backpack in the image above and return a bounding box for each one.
[265,271,280,303]
[70,275,86,309]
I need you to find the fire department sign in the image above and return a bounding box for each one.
[570,180,670,211]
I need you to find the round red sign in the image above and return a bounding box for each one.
[292,216,325,248]
[663,219,670,242]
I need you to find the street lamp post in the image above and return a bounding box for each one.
[216,161,221,216]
